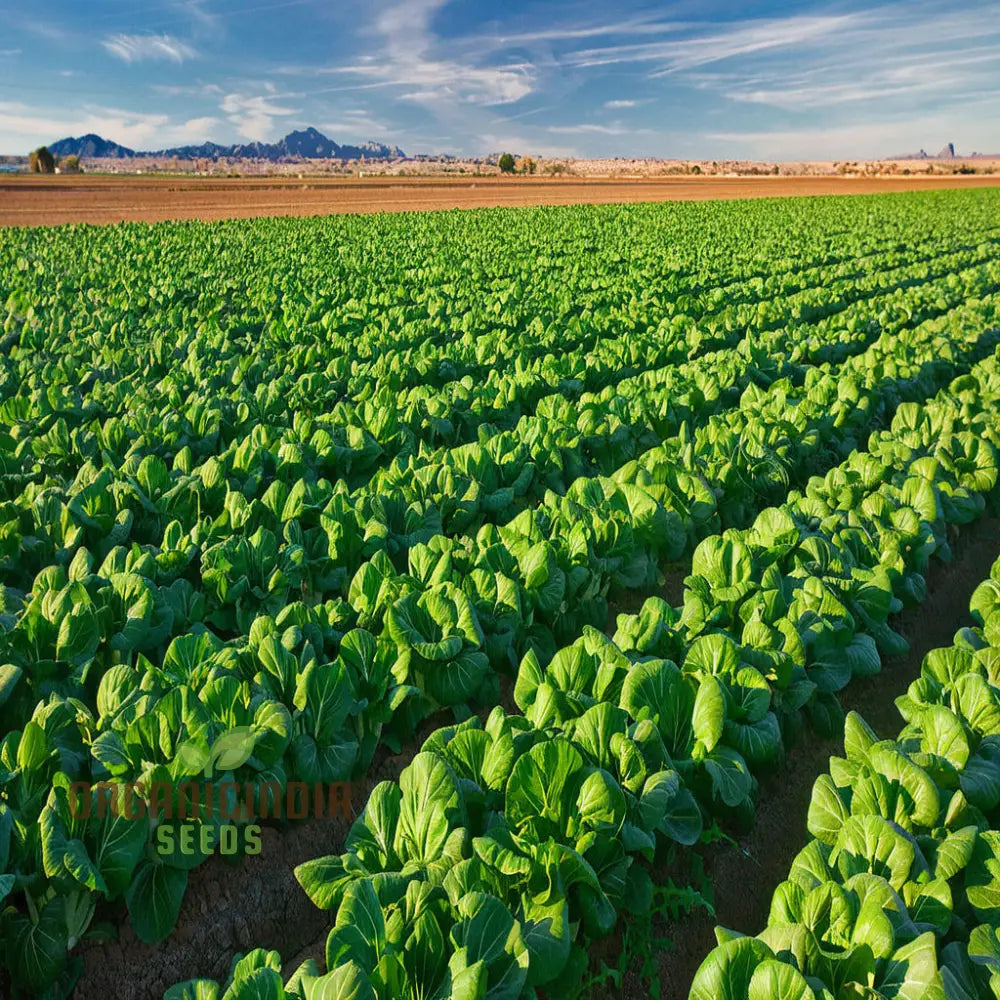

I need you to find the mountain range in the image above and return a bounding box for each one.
[910,143,959,159]
[885,142,1000,160]
[48,127,405,161]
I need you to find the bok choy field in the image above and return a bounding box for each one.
[3,186,1000,1000]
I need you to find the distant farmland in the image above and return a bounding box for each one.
[1,170,998,225]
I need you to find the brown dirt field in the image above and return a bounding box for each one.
[2,174,1000,227]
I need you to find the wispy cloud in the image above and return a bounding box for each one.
[476,130,578,158]
[320,108,391,137]
[291,0,536,108]
[479,15,685,47]
[489,104,556,124]
[547,123,631,135]
[546,122,658,138]
[678,3,1000,121]
[166,116,221,143]
[724,77,955,110]
[7,15,73,45]
[103,33,197,63]
[563,14,859,72]
[150,82,224,98]
[2,0,999,160]
[174,0,218,34]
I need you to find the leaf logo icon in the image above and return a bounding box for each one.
[175,742,210,775]
[205,727,257,776]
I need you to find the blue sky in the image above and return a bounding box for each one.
[1,0,999,158]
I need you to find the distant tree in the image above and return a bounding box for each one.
[498,152,516,174]
[60,154,81,173]
[28,146,56,173]
[516,156,536,175]
[542,161,570,176]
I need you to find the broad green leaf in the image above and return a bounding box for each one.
[125,861,188,944]
[748,959,816,1000]
[693,674,725,753]
[690,935,776,1000]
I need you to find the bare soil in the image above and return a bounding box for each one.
[2,174,999,227]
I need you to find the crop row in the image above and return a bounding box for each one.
[231,234,1000,471]
[358,254,1000,524]
[4,287,995,741]
[153,333,1000,1000]
[689,548,1000,999]
[8,238,999,498]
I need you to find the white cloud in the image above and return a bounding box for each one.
[220,92,298,139]
[103,33,197,64]
[321,108,391,136]
[489,104,557,124]
[616,2,1000,109]
[392,63,533,106]
[476,131,578,158]
[9,16,72,44]
[0,48,21,57]
[474,15,685,47]
[167,116,223,144]
[6,0,998,160]
[725,79,946,110]
[220,94,296,116]
[0,100,225,153]
[704,92,1000,158]
[715,37,1000,111]
[175,0,219,34]
[534,0,1000,156]
[545,122,658,140]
